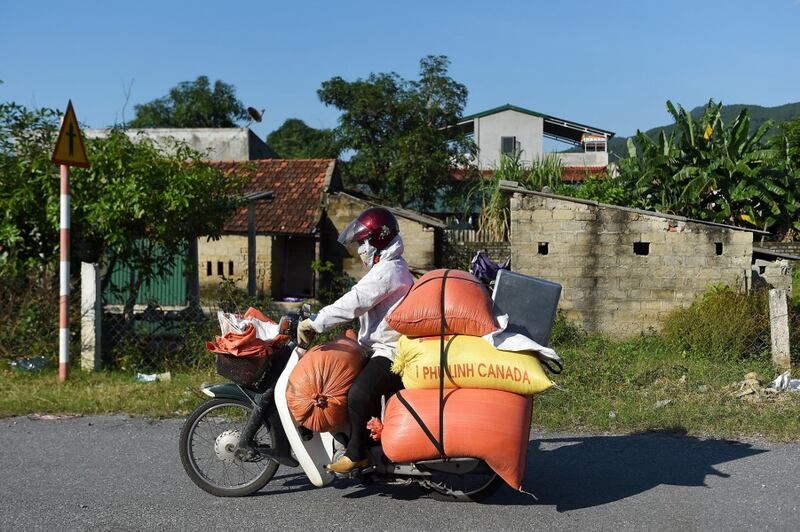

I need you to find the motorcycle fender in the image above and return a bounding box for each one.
[200,383,257,405]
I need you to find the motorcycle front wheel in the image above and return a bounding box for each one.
[179,398,279,497]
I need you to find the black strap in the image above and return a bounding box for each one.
[437,269,449,459]
[395,390,445,457]
[392,268,452,459]
[540,357,563,375]
[412,273,485,290]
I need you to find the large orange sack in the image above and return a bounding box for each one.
[286,331,364,432]
[386,269,498,337]
[381,388,532,490]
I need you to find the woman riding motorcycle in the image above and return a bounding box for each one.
[296,207,414,473]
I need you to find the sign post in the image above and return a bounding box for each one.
[51,100,89,382]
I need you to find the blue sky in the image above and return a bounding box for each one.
[2,0,799,141]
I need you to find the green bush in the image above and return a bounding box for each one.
[0,273,66,363]
[661,286,771,361]
[550,311,586,348]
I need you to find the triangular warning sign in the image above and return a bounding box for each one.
[51,100,90,168]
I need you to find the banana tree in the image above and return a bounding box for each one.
[618,100,797,237]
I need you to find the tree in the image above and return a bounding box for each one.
[72,130,245,315]
[318,55,473,208]
[128,76,248,128]
[0,102,61,275]
[773,116,800,166]
[0,102,245,316]
[266,118,340,159]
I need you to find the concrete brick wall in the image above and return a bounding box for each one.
[326,193,438,281]
[510,193,754,336]
[197,235,272,295]
[753,259,794,293]
[442,237,511,271]
[760,242,800,259]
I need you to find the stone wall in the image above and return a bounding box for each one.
[753,259,794,293]
[326,193,439,281]
[442,237,511,271]
[197,234,272,296]
[510,192,754,336]
[759,241,800,259]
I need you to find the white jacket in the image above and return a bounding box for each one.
[310,236,413,361]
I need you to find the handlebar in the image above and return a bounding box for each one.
[278,303,316,350]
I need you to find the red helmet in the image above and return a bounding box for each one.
[338,207,399,254]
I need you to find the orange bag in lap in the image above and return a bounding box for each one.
[286,331,364,432]
[386,269,498,337]
[380,388,532,490]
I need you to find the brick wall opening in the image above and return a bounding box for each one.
[633,242,650,256]
[206,261,212,276]
[538,242,549,255]
[217,261,223,276]
[715,242,723,256]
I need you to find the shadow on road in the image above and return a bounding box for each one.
[486,431,768,510]
[254,431,767,507]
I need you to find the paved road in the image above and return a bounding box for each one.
[1,415,798,531]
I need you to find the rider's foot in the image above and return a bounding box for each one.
[326,456,368,474]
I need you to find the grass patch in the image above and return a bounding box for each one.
[534,332,800,441]
[0,366,215,418]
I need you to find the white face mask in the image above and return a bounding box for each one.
[357,241,378,269]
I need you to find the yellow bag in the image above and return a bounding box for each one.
[392,335,553,396]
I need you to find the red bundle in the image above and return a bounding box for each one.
[206,307,285,357]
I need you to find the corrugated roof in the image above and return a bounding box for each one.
[499,181,770,235]
[211,159,335,235]
[753,247,800,261]
[456,104,615,143]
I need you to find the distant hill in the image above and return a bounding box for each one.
[607,101,800,160]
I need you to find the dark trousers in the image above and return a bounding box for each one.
[345,355,402,461]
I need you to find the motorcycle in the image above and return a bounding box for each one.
[179,305,501,502]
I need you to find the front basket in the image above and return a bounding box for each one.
[215,353,270,388]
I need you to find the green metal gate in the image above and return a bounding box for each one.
[104,244,188,307]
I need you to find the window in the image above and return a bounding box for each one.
[500,136,518,155]
[217,261,223,276]
[538,242,549,255]
[715,242,723,256]
[206,261,212,276]
[633,242,650,256]
[228,261,234,275]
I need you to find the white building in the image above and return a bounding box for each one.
[453,104,614,179]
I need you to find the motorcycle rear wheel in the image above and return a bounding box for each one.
[179,398,279,497]
[421,464,503,502]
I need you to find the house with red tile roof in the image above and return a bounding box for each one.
[199,159,445,300]
[199,159,338,299]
